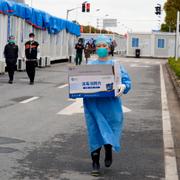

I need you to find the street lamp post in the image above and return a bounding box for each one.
[93,9,100,34]
[66,7,80,20]
[101,14,109,34]
[96,18,100,33]
[87,9,100,34]
[175,11,180,61]
[66,1,87,20]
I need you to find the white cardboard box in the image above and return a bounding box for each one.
[68,62,121,98]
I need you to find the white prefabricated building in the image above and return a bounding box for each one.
[127,32,180,58]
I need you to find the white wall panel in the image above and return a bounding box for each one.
[0,13,77,68]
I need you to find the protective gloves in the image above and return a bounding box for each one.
[117,84,126,97]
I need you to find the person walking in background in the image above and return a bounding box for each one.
[25,33,39,85]
[4,36,18,84]
[83,35,131,176]
[91,40,96,54]
[75,39,84,65]
[110,41,115,56]
[84,42,91,64]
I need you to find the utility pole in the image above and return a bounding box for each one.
[96,18,100,34]
[155,3,162,31]
[94,9,100,34]
[175,11,180,61]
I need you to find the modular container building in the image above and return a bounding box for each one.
[127,32,180,58]
[0,0,80,72]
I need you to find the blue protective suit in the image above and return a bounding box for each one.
[83,59,131,153]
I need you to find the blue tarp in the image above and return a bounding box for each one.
[0,0,80,36]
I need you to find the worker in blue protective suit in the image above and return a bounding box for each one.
[83,35,131,176]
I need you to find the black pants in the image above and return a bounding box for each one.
[26,61,36,83]
[75,53,83,65]
[111,50,114,56]
[6,62,16,81]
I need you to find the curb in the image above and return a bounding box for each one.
[166,63,180,101]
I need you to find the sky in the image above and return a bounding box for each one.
[25,0,167,35]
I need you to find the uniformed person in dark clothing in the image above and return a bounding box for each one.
[25,33,39,85]
[110,41,115,57]
[4,36,18,84]
[75,39,84,65]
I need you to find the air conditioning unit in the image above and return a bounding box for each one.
[38,57,46,68]
[17,59,26,71]
[45,56,51,67]
[0,61,5,74]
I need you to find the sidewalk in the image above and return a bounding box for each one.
[166,63,180,101]
[164,64,180,178]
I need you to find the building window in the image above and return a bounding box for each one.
[158,39,165,48]
[132,38,139,48]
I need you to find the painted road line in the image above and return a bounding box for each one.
[57,99,83,115]
[130,64,151,68]
[123,106,132,113]
[154,61,161,65]
[58,84,68,89]
[57,99,131,115]
[160,65,179,180]
[144,61,160,65]
[20,97,39,104]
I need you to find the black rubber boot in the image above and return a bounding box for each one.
[91,148,101,176]
[8,80,13,84]
[104,144,112,167]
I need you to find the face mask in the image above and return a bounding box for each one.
[30,38,34,41]
[9,40,15,44]
[96,48,108,58]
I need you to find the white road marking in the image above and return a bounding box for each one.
[145,61,160,65]
[123,106,132,113]
[160,65,179,180]
[57,98,131,115]
[57,99,83,115]
[130,64,151,68]
[58,84,68,89]
[121,59,161,65]
[20,97,39,104]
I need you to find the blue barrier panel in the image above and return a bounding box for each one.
[0,0,80,36]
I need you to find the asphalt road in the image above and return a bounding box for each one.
[0,57,179,180]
